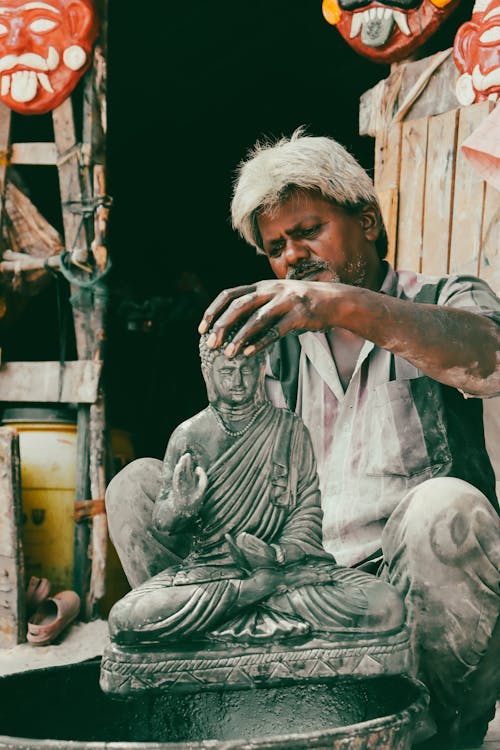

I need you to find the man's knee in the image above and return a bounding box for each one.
[105,457,163,546]
[363,579,406,633]
[106,457,162,507]
[385,477,499,567]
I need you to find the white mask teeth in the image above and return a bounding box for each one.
[1,74,9,96]
[46,46,59,71]
[393,10,411,35]
[37,72,54,93]
[350,11,363,38]
[349,6,410,39]
[10,69,37,102]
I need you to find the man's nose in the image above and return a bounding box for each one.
[284,239,309,264]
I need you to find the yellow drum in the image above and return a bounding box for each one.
[1,407,78,593]
[1,407,134,607]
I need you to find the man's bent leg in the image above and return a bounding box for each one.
[381,477,500,735]
[105,458,189,588]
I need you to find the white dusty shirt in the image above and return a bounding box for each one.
[265,263,500,567]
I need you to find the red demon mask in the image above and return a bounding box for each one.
[0,0,98,114]
[322,0,461,64]
[454,0,500,104]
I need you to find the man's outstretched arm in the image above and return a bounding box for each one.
[199,279,500,398]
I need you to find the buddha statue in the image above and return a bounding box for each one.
[104,332,405,650]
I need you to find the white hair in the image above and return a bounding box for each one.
[231,127,381,253]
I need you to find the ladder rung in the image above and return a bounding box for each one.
[10,142,57,166]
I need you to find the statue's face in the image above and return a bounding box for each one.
[211,354,262,406]
[0,0,98,115]
[454,0,500,105]
[322,0,461,63]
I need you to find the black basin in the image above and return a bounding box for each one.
[0,659,428,749]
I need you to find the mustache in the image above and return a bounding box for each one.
[0,47,59,73]
[286,260,332,280]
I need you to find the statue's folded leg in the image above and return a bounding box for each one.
[108,570,243,646]
[266,564,405,635]
[105,457,191,588]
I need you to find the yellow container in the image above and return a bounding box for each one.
[2,408,134,606]
[1,408,78,593]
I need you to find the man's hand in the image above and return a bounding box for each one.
[199,278,500,397]
[171,453,207,517]
[198,280,339,357]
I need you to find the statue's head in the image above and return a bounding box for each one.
[0,0,98,114]
[454,0,500,105]
[322,0,461,63]
[199,331,266,407]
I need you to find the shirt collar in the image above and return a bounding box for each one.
[378,261,398,297]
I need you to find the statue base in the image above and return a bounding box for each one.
[100,626,412,696]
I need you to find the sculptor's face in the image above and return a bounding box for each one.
[211,354,262,406]
[257,191,382,291]
[0,0,98,114]
[454,0,500,105]
[322,0,461,63]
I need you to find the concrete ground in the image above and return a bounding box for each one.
[0,620,498,748]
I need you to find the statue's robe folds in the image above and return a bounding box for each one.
[109,404,401,646]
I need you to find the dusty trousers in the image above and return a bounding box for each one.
[381,476,500,729]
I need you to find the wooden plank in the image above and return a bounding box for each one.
[89,397,108,615]
[449,102,491,277]
[396,117,428,273]
[53,98,95,361]
[0,427,26,648]
[421,109,458,277]
[0,102,11,228]
[10,142,57,165]
[360,49,459,136]
[378,188,398,268]
[479,183,500,296]
[0,360,102,403]
[374,121,402,194]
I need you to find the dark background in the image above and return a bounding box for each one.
[0,0,472,458]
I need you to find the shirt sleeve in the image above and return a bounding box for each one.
[437,274,500,325]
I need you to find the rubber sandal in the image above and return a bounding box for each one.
[25,576,51,618]
[27,590,80,647]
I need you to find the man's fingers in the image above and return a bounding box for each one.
[198,285,256,335]
[205,292,264,350]
[229,308,300,357]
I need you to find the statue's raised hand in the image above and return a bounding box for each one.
[171,453,207,517]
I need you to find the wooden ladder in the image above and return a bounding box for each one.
[0,26,110,637]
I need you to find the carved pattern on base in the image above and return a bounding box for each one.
[100,626,412,696]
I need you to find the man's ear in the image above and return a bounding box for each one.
[359,205,380,242]
[67,0,98,41]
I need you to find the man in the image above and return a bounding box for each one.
[106,332,404,648]
[198,129,500,747]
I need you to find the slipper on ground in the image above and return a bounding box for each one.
[25,576,51,618]
[27,590,81,647]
